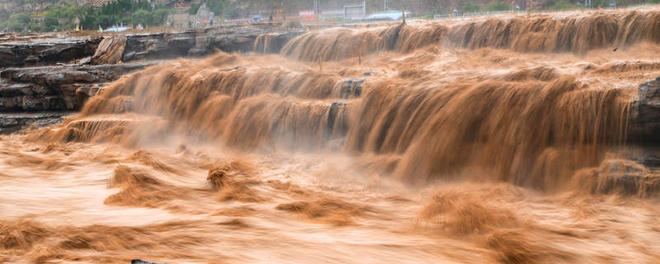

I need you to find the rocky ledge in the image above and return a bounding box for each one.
[630,77,660,144]
[0,24,305,133]
[1,25,303,67]
[0,36,102,67]
[0,112,72,134]
[0,62,155,112]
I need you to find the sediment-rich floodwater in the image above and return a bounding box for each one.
[2,8,660,263]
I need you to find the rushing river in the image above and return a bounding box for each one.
[1,8,660,263]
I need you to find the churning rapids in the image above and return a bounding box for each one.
[2,8,660,263]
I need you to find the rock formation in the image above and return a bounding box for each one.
[0,24,304,133]
[0,37,102,67]
[631,77,660,144]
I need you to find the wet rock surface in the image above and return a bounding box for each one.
[1,63,151,85]
[0,25,302,133]
[252,31,304,54]
[122,26,303,61]
[578,159,660,197]
[635,152,660,168]
[0,26,302,68]
[131,260,161,264]
[0,62,154,112]
[340,78,364,99]
[631,77,660,144]
[0,112,71,133]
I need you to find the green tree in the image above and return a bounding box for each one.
[207,0,226,16]
[42,13,60,31]
[549,0,578,10]
[189,3,201,15]
[152,8,171,25]
[461,2,481,12]
[486,1,511,11]
[132,9,151,26]
[6,13,32,32]
[79,7,100,30]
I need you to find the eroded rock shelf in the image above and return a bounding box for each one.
[0,25,303,132]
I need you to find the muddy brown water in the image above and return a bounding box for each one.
[2,9,660,264]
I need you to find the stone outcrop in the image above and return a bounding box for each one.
[0,112,71,133]
[339,78,364,99]
[252,31,304,54]
[630,77,660,144]
[0,25,304,133]
[122,26,303,61]
[0,37,102,67]
[131,259,160,264]
[0,25,303,68]
[576,159,660,197]
[0,62,150,132]
[1,63,148,85]
[90,36,127,64]
[0,62,153,111]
